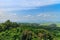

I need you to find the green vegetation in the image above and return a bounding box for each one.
[0,20,60,40]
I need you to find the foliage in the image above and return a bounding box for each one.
[0,20,59,40]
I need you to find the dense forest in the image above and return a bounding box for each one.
[0,20,60,40]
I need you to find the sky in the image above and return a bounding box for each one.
[0,0,60,23]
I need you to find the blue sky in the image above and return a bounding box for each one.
[0,0,60,23]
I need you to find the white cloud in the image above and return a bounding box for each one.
[24,15,31,17]
[19,13,57,21]
[37,13,57,20]
[0,0,60,11]
[0,9,58,22]
[23,15,32,19]
[0,9,20,22]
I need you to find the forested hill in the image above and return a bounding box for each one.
[0,20,60,40]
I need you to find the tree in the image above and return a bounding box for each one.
[4,20,12,29]
[49,24,57,27]
[21,30,33,40]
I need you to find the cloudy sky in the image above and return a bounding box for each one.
[0,0,60,23]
